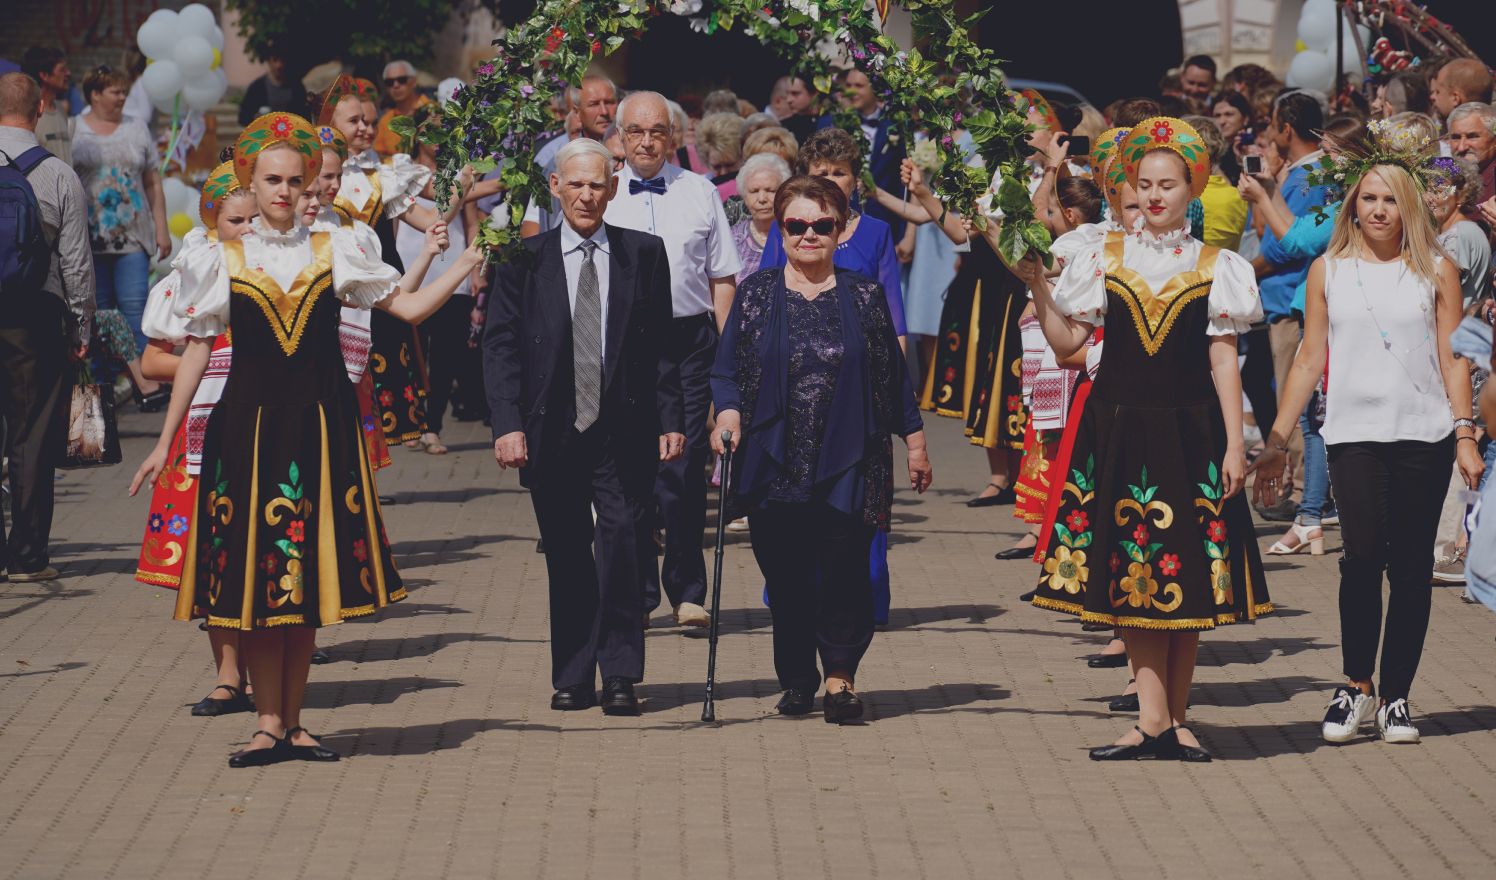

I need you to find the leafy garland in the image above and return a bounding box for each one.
[423,0,1045,265]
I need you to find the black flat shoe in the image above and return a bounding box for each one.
[228,731,293,768]
[1018,589,1037,603]
[1161,726,1212,762]
[550,685,597,711]
[310,649,332,665]
[378,495,396,506]
[138,388,171,413]
[967,484,1016,507]
[1089,726,1168,761]
[191,683,254,717]
[285,726,341,762]
[1081,622,1112,632]
[822,689,864,724]
[1108,684,1139,713]
[601,677,640,716]
[535,538,544,554]
[775,688,815,716]
[995,545,1037,560]
[1088,652,1128,668]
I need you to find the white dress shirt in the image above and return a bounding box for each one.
[560,221,611,361]
[604,162,740,318]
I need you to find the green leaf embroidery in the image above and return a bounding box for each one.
[1122,540,1146,563]
[1071,532,1093,549]
[288,462,300,485]
[1205,541,1223,560]
[1141,485,1158,504]
[1053,523,1074,547]
[274,539,302,560]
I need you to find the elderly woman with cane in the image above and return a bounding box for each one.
[711,175,931,724]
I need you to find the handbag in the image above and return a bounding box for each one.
[60,361,123,468]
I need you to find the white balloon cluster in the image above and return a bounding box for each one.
[154,176,206,272]
[136,4,230,114]
[1287,0,1372,92]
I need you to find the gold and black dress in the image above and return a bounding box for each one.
[1031,228,1272,630]
[168,219,406,629]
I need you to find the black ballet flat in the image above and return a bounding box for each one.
[137,387,171,413]
[775,688,816,716]
[1108,684,1139,714]
[1161,726,1212,762]
[1089,726,1168,761]
[228,731,293,768]
[822,689,865,724]
[995,545,1037,560]
[967,484,1016,508]
[1087,652,1128,669]
[191,683,254,717]
[310,649,332,665]
[1081,622,1112,632]
[285,726,342,762]
[1018,589,1037,603]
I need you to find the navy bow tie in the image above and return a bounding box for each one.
[628,176,667,195]
[861,116,880,126]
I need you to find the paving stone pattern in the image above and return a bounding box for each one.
[3,411,1496,879]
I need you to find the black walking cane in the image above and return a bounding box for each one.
[701,429,733,722]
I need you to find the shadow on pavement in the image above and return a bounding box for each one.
[303,676,462,708]
[0,585,97,620]
[322,631,545,663]
[1196,635,1332,667]
[0,660,88,678]
[862,681,1012,720]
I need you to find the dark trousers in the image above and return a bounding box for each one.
[1328,435,1454,702]
[419,294,473,434]
[751,502,876,692]
[530,424,647,690]
[1240,326,1278,436]
[0,296,68,574]
[643,314,716,611]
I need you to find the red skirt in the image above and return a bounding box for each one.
[356,372,393,471]
[135,423,197,588]
[1014,422,1062,525]
[1032,378,1094,562]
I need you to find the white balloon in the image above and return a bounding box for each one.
[1334,22,1373,69]
[176,4,219,40]
[136,18,175,61]
[1286,49,1335,92]
[1299,0,1334,25]
[141,60,185,113]
[208,25,226,52]
[162,178,197,217]
[146,8,177,27]
[1298,5,1336,51]
[173,36,215,77]
[182,73,226,112]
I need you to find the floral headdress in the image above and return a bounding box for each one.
[1305,117,1442,204]
[199,160,242,227]
[1091,126,1130,205]
[234,113,323,187]
[317,74,380,126]
[1019,89,1061,133]
[1119,116,1211,200]
[1421,155,1469,202]
[315,124,349,160]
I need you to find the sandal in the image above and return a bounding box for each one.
[191,683,254,717]
[418,432,448,455]
[1268,522,1324,556]
[285,726,341,762]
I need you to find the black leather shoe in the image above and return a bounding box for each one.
[1088,652,1128,668]
[228,731,293,768]
[1089,726,1167,761]
[1161,726,1213,762]
[138,388,171,413]
[310,649,332,665]
[601,678,640,716]
[1108,688,1139,713]
[995,545,1037,560]
[776,688,815,716]
[285,726,341,762]
[967,484,1016,507]
[550,685,597,711]
[1018,589,1037,603]
[822,689,865,724]
[191,684,254,717]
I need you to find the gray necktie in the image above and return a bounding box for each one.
[572,239,603,431]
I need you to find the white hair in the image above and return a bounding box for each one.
[383,60,416,79]
[554,137,615,178]
[738,153,791,188]
[617,90,672,130]
[569,75,619,108]
[1448,101,1496,131]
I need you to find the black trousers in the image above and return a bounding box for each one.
[419,293,473,435]
[0,295,68,575]
[1328,434,1455,702]
[1240,325,1278,437]
[643,314,716,611]
[750,502,876,692]
[529,423,648,690]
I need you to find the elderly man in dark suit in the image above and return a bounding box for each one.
[484,137,685,715]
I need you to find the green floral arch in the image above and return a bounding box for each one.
[425,0,1047,263]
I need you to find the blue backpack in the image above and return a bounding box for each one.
[0,145,54,297]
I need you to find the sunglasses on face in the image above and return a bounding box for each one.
[384,75,412,87]
[784,217,837,236]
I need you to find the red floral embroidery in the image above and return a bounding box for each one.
[214,550,228,573]
[1006,395,1021,411]
[1159,553,1180,576]
[1150,121,1174,143]
[353,538,368,562]
[379,389,394,407]
[287,519,305,542]
[270,115,293,138]
[403,387,417,403]
[1132,523,1150,546]
[1207,519,1226,542]
[1066,510,1089,531]
[944,367,956,382]
[1109,552,1121,573]
[260,552,277,574]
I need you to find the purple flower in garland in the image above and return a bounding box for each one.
[520,84,534,97]
[478,62,495,77]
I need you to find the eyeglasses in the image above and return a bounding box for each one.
[783,217,837,236]
[384,75,412,87]
[623,126,672,142]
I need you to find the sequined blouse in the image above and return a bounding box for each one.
[768,288,844,502]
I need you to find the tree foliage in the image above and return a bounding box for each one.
[226,0,460,75]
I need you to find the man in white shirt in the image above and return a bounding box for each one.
[605,90,740,628]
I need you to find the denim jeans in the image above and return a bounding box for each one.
[1297,406,1336,526]
[93,249,152,353]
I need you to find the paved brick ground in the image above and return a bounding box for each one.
[3,409,1496,879]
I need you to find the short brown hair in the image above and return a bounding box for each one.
[1442,58,1494,105]
[0,72,42,121]
[1111,98,1161,128]
[795,126,861,176]
[773,174,850,231]
[82,65,130,101]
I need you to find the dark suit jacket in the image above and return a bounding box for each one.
[483,223,683,492]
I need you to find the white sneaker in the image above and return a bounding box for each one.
[1321,685,1376,743]
[674,602,711,627]
[725,516,750,533]
[1377,698,1421,744]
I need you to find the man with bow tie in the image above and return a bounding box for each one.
[817,69,908,238]
[604,90,741,629]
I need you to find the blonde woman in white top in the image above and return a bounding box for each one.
[1253,137,1483,746]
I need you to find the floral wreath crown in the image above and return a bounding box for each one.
[1304,117,1441,210]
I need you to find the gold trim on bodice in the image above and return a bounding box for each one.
[1102,231,1220,356]
[224,232,334,357]
[334,166,383,226]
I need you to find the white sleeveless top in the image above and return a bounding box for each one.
[1321,257,1453,445]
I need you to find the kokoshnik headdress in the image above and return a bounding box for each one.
[199,160,242,227]
[317,74,380,127]
[234,112,323,187]
[1118,116,1212,200]
[1091,126,1130,211]
[1019,88,1061,133]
